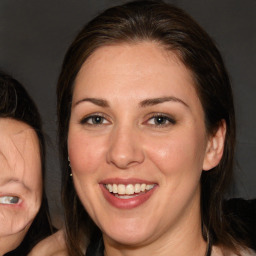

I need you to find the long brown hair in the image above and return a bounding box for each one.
[57,1,249,255]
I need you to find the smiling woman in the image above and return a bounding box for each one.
[0,71,53,255]
[57,1,255,256]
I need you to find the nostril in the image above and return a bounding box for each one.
[106,128,145,168]
[107,146,144,169]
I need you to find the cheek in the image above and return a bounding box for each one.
[67,133,106,216]
[30,160,43,187]
[25,155,43,198]
[30,169,43,200]
[145,129,207,177]
[68,133,106,175]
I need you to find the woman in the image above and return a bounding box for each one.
[56,1,255,255]
[0,71,53,255]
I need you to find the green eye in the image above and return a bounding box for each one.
[90,116,104,124]
[154,116,168,125]
[0,196,20,204]
[80,114,109,125]
[147,115,176,126]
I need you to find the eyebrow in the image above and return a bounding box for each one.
[74,98,109,107]
[0,178,19,185]
[74,96,188,108]
[139,96,189,108]
[0,178,29,190]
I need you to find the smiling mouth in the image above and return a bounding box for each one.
[104,183,156,199]
[0,196,20,205]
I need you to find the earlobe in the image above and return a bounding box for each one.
[203,120,226,171]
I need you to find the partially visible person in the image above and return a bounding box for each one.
[0,71,53,255]
[28,229,68,256]
[55,1,255,256]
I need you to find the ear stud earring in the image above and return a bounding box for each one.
[68,156,72,177]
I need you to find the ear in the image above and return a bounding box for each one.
[203,120,226,171]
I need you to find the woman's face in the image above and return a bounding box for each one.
[0,118,42,239]
[68,42,223,246]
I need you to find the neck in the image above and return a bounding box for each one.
[104,229,207,256]
[103,189,207,256]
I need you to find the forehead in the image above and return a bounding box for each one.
[73,42,200,106]
[0,118,39,156]
[76,42,190,82]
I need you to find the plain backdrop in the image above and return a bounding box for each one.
[0,0,255,227]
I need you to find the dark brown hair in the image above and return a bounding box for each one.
[0,71,54,255]
[57,1,249,255]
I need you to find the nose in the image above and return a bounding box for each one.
[106,125,145,169]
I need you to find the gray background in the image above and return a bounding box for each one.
[0,0,255,227]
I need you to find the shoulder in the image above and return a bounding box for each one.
[240,248,256,256]
[27,229,68,256]
[211,246,256,256]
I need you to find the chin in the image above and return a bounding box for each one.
[103,225,153,247]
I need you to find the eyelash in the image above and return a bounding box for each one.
[80,113,110,126]
[79,113,176,127]
[145,113,176,127]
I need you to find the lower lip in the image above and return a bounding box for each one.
[100,184,157,209]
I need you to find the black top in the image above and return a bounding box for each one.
[223,198,256,250]
[85,236,104,256]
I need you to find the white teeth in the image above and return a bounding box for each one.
[126,184,134,195]
[146,184,154,190]
[113,184,118,193]
[117,184,126,195]
[106,184,113,192]
[115,194,140,199]
[105,183,155,195]
[0,196,20,204]
[141,183,146,192]
[134,184,141,193]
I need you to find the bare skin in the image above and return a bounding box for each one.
[0,118,42,255]
[68,42,226,256]
[28,230,68,256]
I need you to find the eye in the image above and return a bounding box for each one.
[146,114,176,127]
[0,196,20,205]
[80,114,110,125]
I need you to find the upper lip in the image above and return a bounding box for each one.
[100,178,156,185]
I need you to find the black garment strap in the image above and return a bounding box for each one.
[85,236,104,256]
